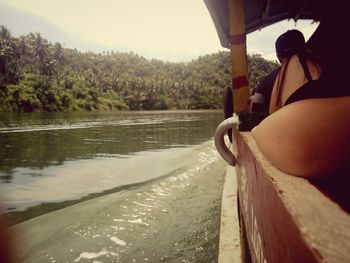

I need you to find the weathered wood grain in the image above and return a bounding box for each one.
[234,129,350,263]
[219,165,241,263]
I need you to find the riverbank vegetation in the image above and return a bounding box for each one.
[0,26,278,112]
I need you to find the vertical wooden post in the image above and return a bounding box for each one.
[228,0,249,113]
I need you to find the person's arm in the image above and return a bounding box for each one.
[252,96,350,178]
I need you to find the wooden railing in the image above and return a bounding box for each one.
[234,129,350,263]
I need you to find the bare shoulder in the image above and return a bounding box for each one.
[252,97,350,178]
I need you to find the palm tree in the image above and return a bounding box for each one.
[30,32,52,75]
[15,35,30,75]
[52,42,64,85]
[0,26,17,87]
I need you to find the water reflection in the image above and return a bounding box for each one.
[0,110,223,183]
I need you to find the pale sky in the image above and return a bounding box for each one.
[0,0,319,62]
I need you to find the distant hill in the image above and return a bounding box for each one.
[0,25,278,112]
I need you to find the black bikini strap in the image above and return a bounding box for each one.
[298,53,312,82]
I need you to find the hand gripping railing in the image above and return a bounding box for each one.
[214,117,237,166]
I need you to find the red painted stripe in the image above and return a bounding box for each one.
[232,76,249,89]
[230,34,246,45]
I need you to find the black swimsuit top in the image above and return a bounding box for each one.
[285,69,350,106]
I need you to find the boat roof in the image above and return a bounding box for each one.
[204,0,324,48]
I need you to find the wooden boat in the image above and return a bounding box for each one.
[206,0,350,262]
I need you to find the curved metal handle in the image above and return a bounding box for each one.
[214,117,237,166]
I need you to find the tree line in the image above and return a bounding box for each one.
[0,25,278,112]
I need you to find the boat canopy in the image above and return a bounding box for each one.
[204,0,325,48]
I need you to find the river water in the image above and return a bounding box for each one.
[0,110,227,262]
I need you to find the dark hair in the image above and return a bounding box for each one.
[275,29,306,58]
[274,30,318,107]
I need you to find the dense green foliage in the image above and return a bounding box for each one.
[0,26,278,112]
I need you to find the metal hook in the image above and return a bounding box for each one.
[214,117,237,166]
